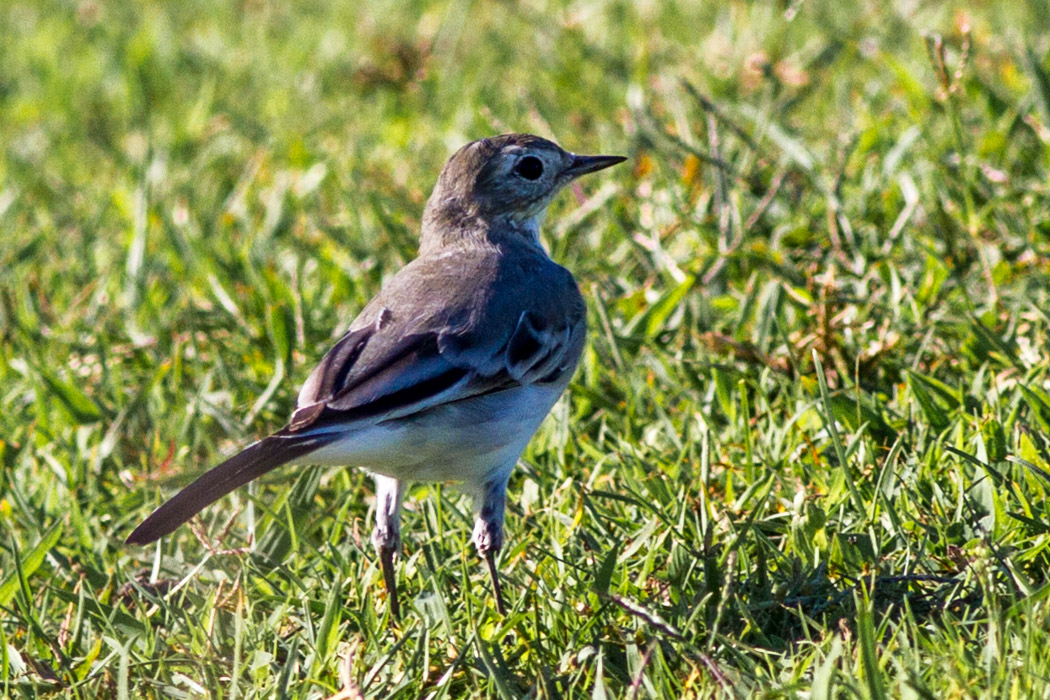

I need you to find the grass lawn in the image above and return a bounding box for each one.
[3,0,1050,697]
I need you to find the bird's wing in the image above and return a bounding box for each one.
[286,305,584,435]
[286,247,585,435]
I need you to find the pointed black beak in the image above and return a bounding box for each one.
[565,153,628,178]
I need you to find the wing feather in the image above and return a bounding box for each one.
[287,315,579,434]
[286,248,586,435]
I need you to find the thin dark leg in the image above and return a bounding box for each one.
[484,548,506,616]
[379,544,401,621]
[472,471,510,615]
[371,475,404,623]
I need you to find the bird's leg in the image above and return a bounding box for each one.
[472,472,510,615]
[371,475,404,621]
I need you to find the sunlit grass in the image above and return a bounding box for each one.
[3,0,1050,697]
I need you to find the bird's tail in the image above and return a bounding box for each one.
[125,432,336,545]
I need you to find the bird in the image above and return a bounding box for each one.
[125,133,626,620]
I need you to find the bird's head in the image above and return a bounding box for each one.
[421,133,625,251]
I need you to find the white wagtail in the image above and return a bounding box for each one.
[126,133,626,619]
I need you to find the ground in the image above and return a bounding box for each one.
[2,0,1050,697]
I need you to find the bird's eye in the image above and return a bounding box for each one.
[513,156,544,180]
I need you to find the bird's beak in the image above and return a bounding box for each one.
[564,153,628,178]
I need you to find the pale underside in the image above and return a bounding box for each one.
[294,380,568,488]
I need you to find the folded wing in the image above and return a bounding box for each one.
[287,307,581,436]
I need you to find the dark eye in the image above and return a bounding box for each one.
[513,156,544,180]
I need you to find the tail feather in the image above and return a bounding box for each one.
[125,433,333,545]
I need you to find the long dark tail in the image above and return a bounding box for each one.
[125,432,335,545]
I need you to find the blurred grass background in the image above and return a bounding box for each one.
[3,0,1050,697]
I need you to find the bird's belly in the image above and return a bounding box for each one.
[304,382,568,483]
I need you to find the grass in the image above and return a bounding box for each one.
[2,0,1050,697]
